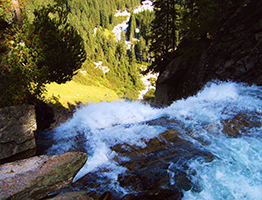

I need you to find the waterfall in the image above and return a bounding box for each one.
[46,81,262,199]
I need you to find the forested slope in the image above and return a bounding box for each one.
[146,0,247,105]
[0,0,145,108]
[25,0,143,100]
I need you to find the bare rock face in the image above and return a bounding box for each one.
[0,152,87,200]
[155,0,262,105]
[0,105,36,162]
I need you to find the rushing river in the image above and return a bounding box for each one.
[44,81,262,199]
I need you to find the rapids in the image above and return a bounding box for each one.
[45,81,262,199]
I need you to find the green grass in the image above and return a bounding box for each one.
[43,80,119,108]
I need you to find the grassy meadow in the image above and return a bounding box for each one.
[44,80,119,109]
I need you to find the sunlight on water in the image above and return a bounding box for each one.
[47,81,262,199]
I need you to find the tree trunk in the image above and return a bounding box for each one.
[11,0,23,27]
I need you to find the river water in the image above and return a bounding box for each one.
[45,81,262,199]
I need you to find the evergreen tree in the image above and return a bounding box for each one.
[130,44,136,64]
[179,0,244,41]
[2,0,144,102]
[0,0,86,107]
[148,0,244,73]
[149,0,179,72]
[100,9,109,29]
[126,11,137,41]
[135,36,147,62]
[28,2,86,84]
[135,10,155,45]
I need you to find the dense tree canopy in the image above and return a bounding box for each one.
[0,0,87,107]
[0,0,143,107]
[28,3,86,84]
[126,11,136,41]
[135,10,155,45]
[61,0,143,99]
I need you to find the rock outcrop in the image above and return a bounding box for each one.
[0,151,87,200]
[0,105,36,163]
[155,0,262,105]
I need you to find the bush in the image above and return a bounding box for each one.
[0,1,86,108]
[143,88,155,102]
[27,3,86,84]
[0,25,43,107]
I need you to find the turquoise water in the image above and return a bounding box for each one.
[47,81,262,199]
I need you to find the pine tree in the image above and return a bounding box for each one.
[135,36,146,62]
[28,3,86,84]
[148,0,244,73]
[126,11,137,41]
[179,0,244,41]
[135,10,155,45]
[149,0,179,72]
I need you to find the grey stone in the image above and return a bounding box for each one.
[0,151,87,200]
[0,105,36,161]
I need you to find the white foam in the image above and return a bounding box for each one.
[47,81,262,198]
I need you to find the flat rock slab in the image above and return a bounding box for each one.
[0,152,87,200]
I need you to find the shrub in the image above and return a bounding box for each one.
[0,1,86,108]
[143,88,155,102]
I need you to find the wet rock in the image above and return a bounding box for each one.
[119,169,170,191]
[222,113,262,137]
[121,188,183,200]
[113,130,213,193]
[72,116,215,197]
[87,191,101,200]
[0,105,36,163]
[86,191,115,200]
[73,171,101,189]
[0,152,87,200]
[35,130,55,155]
[35,130,87,155]
[99,191,114,200]
[46,191,92,200]
[73,171,120,199]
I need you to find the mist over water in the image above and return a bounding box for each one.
[47,81,262,199]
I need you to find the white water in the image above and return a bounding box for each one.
[47,81,262,199]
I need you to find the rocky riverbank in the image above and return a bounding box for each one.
[0,104,88,200]
[0,103,182,200]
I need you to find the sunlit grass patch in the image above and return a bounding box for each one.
[44,81,119,108]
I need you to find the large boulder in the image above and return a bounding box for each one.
[0,151,87,200]
[0,105,36,163]
[155,0,262,105]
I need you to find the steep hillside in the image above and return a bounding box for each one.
[154,0,262,105]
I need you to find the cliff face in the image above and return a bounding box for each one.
[155,0,262,106]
